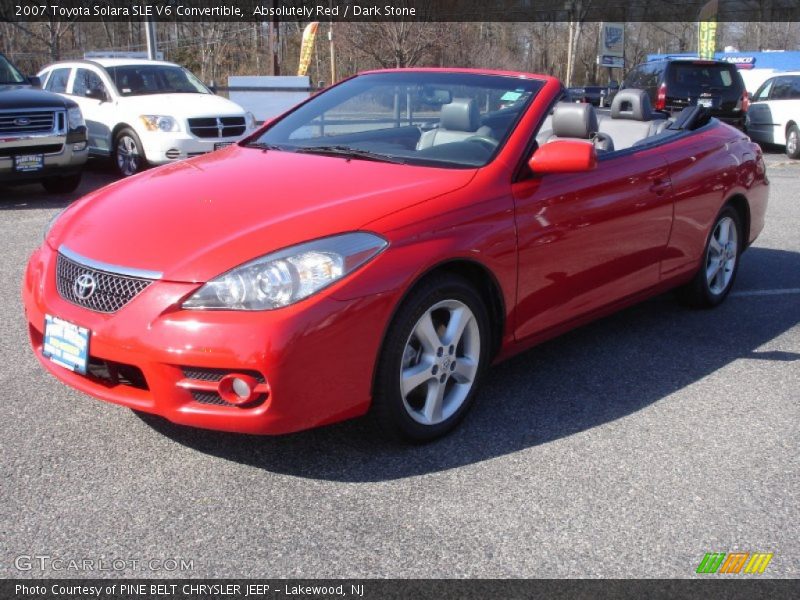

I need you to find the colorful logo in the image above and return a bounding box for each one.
[696,552,773,574]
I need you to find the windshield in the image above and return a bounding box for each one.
[0,54,26,85]
[250,72,543,168]
[105,64,210,96]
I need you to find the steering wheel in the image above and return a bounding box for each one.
[464,135,498,149]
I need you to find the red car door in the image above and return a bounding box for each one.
[511,146,674,341]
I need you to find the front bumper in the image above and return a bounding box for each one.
[23,243,395,434]
[140,130,248,165]
[0,133,88,184]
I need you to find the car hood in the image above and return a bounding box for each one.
[117,93,246,117]
[50,146,477,282]
[0,86,74,109]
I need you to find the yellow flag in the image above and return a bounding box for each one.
[298,22,319,77]
[697,0,718,59]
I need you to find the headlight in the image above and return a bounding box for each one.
[245,111,257,130]
[43,209,64,241]
[140,115,178,132]
[183,232,387,310]
[67,106,84,129]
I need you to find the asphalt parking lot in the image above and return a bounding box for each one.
[1,152,798,579]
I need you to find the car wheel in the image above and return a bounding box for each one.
[786,123,800,159]
[372,273,490,442]
[678,206,742,308]
[114,128,147,177]
[41,173,82,194]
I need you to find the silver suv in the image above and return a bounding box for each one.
[0,53,88,193]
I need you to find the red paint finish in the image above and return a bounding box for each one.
[22,69,769,435]
[529,139,598,173]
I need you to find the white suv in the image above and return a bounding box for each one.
[38,58,256,176]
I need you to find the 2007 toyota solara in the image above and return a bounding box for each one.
[23,69,768,441]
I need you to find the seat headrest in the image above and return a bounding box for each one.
[440,98,480,132]
[611,89,653,121]
[551,102,598,139]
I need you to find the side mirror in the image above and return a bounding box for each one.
[85,88,107,102]
[529,140,597,174]
[28,76,42,88]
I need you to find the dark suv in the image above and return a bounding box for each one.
[0,53,88,193]
[622,59,748,129]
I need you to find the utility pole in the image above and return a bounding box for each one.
[328,23,336,84]
[269,0,280,75]
[328,0,336,84]
[145,19,157,60]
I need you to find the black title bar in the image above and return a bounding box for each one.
[2,0,800,23]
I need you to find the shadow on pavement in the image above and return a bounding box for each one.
[138,246,800,481]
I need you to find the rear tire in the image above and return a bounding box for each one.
[41,173,82,194]
[786,123,800,159]
[372,273,490,442]
[678,206,742,308]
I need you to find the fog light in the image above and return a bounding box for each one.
[72,142,87,151]
[218,373,259,405]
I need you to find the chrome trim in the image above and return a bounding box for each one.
[58,245,163,280]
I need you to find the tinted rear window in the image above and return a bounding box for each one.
[667,63,741,95]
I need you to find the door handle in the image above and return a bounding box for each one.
[649,179,671,194]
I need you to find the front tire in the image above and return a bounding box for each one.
[678,206,742,308]
[41,173,81,194]
[372,274,491,442]
[786,123,800,159]
[114,128,147,177]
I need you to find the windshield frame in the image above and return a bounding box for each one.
[104,64,212,97]
[244,71,545,169]
[0,53,27,85]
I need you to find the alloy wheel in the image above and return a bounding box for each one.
[116,135,141,176]
[399,299,480,426]
[705,215,738,295]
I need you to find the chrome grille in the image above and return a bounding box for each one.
[0,110,56,134]
[188,116,246,139]
[55,252,153,313]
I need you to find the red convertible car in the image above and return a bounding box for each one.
[23,69,768,441]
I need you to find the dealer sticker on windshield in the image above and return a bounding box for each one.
[43,314,90,375]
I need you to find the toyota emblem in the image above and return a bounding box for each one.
[73,273,97,300]
[13,117,31,126]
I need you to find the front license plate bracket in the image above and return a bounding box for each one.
[42,314,90,375]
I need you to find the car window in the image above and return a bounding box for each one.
[105,65,209,96]
[72,68,107,97]
[45,67,71,93]
[770,76,800,100]
[753,79,774,101]
[623,65,645,88]
[667,63,741,94]
[252,71,543,168]
[0,54,27,84]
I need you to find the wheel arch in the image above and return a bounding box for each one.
[369,258,507,398]
[110,122,134,145]
[725,193,751,247]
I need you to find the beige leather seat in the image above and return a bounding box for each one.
[598,89,667,150]
[546,102,614,152]
[417,98,493,149]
